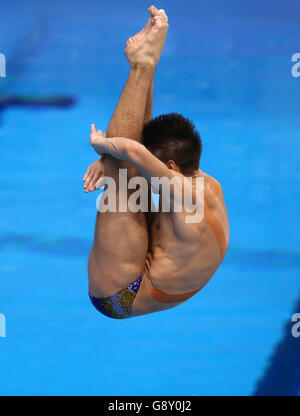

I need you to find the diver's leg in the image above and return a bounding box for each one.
[88,155,149,297]
[144,75,154,125]
[89,66,153,297]
[88,7,168,298]
[83,73,154,193]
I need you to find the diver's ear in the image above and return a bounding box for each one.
[166,160,179,171]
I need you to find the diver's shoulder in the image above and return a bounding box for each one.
[199,170,223,196]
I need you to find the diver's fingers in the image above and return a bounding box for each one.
[87,176,105,193]
[89,172,101,187]
[84,171,94,188]
[90,124,98,146]
[95,177,105,190]
[83,166,91,181]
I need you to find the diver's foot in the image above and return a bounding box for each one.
[125,5,169,68]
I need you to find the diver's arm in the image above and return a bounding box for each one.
[90,125,173,181]
[90,126,203,226]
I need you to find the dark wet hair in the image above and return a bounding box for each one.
[142,113,202,175]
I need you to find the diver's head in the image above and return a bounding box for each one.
[142,113,202,176]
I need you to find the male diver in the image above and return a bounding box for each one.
[83,6,230,319]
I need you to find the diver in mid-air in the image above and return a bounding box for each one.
[83,5,229,319]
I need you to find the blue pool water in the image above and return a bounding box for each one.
[0,0,299,395]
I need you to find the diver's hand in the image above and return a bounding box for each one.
[90,124,111,156]
[89,123,136,161]
[83,158,105,193]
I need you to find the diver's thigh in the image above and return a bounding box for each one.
[88,209,148,297]
[131,273,180,317]
[88,155,149,296]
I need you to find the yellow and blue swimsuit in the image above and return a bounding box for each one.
[89,276,142,319]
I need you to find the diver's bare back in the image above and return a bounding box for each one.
[134,170,230,313]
